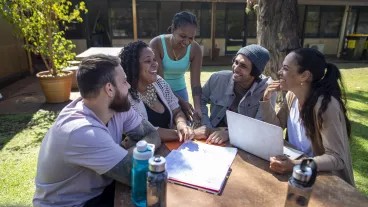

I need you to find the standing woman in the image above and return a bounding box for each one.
[150,11,203,125]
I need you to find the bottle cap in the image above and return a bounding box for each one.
[292,159,317,187]
[136,140,147,152]
[149,156,166,172]
[133,141,153,160]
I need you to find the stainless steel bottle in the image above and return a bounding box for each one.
[284,159,317,207]
[147,156,168,207]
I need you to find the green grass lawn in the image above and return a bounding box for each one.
[0,64,367,206]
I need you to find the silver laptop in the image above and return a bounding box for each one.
[226,110,284,161]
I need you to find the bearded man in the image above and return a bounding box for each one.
[33,54,161,207]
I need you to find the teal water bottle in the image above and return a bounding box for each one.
[132,140,153,207]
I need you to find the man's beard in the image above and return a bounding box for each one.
[109,90,131,112]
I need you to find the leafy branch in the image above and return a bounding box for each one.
[0,0,87,76]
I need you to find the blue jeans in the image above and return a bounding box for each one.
[175,88,189,102]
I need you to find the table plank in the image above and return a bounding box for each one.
[76,47,123,60]
[114,145,368,207]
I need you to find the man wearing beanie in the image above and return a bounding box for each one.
[196,44,276,144]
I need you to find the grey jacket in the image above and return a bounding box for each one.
[201,70,276,128]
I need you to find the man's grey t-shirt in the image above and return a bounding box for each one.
[33,98,142,207]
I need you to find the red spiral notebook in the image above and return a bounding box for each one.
[164,141,237,195]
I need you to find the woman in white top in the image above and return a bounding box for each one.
[119,41,195,141]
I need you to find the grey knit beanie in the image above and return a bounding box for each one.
[236,44,270,74]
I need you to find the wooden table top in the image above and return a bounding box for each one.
[114,144,368,207]
[76,47,123,60]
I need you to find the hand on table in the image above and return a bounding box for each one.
[176,122,195,142]
[270,155,294,174]
[206,130,229,144]
[194,126,213,140]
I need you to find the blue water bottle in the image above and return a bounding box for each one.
[132,140,153,207]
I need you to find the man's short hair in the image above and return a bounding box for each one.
[77,54,121,98]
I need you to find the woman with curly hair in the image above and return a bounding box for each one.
[261,48,355,186]
[119,40,196,142]
[149,11,203,126]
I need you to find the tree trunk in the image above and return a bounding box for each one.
[257,0,300,80]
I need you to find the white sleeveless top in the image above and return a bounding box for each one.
[287,98,313,157]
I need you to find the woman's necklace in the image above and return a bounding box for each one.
[139,84,158,108]
[170,35,184,61]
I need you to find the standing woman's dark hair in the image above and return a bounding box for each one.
[292,48,351,141]
[167,11,197,33]
[119,40,148,100]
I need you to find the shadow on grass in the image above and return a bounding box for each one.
[0,111,58,151]
[335,63,368,70]
[350,121,368,193]
[0,114,33,151]
[346,91,368,104]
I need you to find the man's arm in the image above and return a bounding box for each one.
[103,120,161,185]
[125,119,161,149]
[104,149,133,186]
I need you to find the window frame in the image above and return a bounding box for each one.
[304,5,344,39]
[108,0,134,39]
[137,1,160,38]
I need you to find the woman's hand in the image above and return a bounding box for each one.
[263,81,281,102]
[206,130,229,144]
[269,155,294,174]
[176,122,195,142]
[192,109,202,127]
[179,100,195,122]
[194,126,213,140]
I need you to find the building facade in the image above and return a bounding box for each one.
[67,0,368,57]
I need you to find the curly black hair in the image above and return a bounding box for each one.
[119,40,149,100]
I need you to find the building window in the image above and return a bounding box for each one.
[320,6,344,37]
[305,6,320,37]
[109,0,133,38]
[357,7,368,33]
[304,6,344,38]
[247,11,257,37]
[181,2,211,38]
[137,2,159,38]
[216,3,226,38]
[158,2,181,34]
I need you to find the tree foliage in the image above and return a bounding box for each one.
[0,0,87,76]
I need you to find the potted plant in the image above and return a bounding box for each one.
[0,0,87,103]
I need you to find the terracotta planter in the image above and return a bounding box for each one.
[36,71,73,103]
[63,66,79,89]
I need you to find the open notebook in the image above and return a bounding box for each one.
[165,141,237,194]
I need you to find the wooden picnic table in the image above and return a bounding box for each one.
[76,47,123,61]
[114,143,368,207]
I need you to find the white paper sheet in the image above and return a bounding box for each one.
[165,141,237,192]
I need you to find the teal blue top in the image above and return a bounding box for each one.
[160,35,191,92]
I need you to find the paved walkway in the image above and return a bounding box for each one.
[0,76,80,114]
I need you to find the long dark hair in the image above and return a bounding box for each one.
[292,48,351,141]
[167,11,197,33]
[118,40,148,100]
